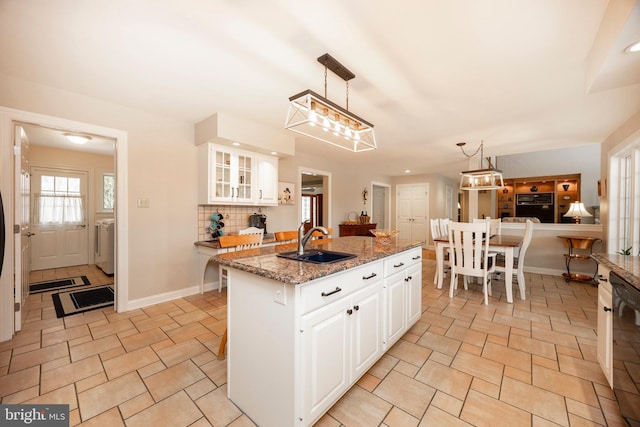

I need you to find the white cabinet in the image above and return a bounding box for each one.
[300,280,381,423]
[597,265,613,388]
[256,154,278,205]
[383,247,423,349]
[198,143,278,205]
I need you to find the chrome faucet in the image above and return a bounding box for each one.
[298,221,329,255]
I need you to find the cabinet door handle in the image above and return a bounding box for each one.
[362,273,377,280]
[347,309,353,315]
[405,276,412,282]
[604,306,612,312]
[412,255,421,260]
[353,305,359,311]
[321,287,342,297]
[394,262,405,268]
[259,189,263,199]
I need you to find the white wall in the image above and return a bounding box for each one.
[0,74,198,304]
[498,144,601,208]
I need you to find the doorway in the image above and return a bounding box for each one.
[299,167,331,233]
[371,182,391,229]
[0,107,126,340]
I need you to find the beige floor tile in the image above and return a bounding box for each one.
[416,331,461,356]
[509,334,557,360]
[77,371,146,420]
[532,364,600,407]
[384,406,420,427]
[328,385,392,427]
[199,359,227,387]
[1,385,39,404]
[42,324,90,347]
[69,335,122,362]
[470,377,500,399]
[368,354,399,379]
[196,385,243,426]
[415,359,472,400]
[9,342,68,373]
[41,355,104,394]
[155,338,209,367]
[445,324,488,347]
[470,317,511,338]
[374,370,435,418]
[419,405,473,426]
[143,360,206,402]
[565,398,606,425]
[75,372,108,393]
[452,350,504,385]
[532,327,579,350]
[460,389,531,427]
[356,372,381,392]
[0,365,40,398]
[500,376,569,426]
[482,341,531,373]
[431,390,463,417]
[185,378,217,401]
[386,339,432,367]
[118,392,155,419]
[394,360,420,377]
[79,407,125,427]
[102,346,159,379]
[127,390,203,427]
[557,353,609,386]
[88,318,135,340]
[26,383,78,410]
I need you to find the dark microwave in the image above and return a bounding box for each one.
[516,193,554,205]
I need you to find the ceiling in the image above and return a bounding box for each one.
[1,0,639,178]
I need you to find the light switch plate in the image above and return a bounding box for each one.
[137,197,150,208]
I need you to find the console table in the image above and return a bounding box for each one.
[338,223,377,237]
[557,235,602,285]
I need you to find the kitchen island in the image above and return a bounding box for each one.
[213,236,423,427]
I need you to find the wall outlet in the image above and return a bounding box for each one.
[273,283,286,305]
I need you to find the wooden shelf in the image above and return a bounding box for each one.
[497,173,580,223]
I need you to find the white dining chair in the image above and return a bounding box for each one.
[494,219,533,300]
[239,226,265,245]
[448,220,497,305]
[473,217,502,236]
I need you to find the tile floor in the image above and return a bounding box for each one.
[0,254,628,426]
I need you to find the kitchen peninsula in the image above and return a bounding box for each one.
[213,236,423,427]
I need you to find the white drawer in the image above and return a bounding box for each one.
[383,248,422,277]
[300,262,383,314]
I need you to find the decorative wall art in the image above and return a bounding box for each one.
[279,182,295,205]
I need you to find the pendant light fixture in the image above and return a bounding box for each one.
[285,53,376,152]
[457,140,504,190]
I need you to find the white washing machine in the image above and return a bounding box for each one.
[95,219,115,275]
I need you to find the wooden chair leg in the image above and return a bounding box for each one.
[217,328,227,360]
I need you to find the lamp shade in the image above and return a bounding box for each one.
[564,202,592,223]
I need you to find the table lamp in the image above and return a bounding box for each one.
[563,201,592,224]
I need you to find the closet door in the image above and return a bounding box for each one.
[396,183,428,243]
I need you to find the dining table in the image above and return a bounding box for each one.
[433,233,525,303]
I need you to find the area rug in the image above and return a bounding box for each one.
[29,276,91,294]
[51,285,114,318]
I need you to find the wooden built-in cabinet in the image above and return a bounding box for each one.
[496,173,580,223]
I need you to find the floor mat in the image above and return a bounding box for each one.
[51,285,114,318]
[29,276,91,294]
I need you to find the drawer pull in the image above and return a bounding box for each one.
[347,308,353,315]
[393,262,405,268]
[353,305,360,311]
[604,306,612,312]
[412,255,421,260]
[405,276,411,282]
[362,273,377,280]
[321,287,342,297]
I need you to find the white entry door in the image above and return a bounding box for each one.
[14,125,30,331]
[30,167,89,270]
[396,183,428,244]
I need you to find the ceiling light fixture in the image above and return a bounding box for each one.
[624,41,640,53]
[285,53,376,152]
[63,133,92,145]
[457,140,504,191]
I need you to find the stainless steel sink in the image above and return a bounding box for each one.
[277,249,356,264]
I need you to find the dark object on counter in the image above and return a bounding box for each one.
[530,186,538,192]
[249,213,267,233]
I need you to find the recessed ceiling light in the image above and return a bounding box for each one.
[63,133,91,145]
[270,151,277,155]
[404,169,411,173]
[624,41,640,53]
[232,142,240,146]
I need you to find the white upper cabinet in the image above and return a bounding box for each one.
[199,143,278,206]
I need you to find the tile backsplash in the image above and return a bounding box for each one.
[197,205,268,241]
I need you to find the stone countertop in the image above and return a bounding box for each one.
[592,253,640,289]
[212,236,424,286]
